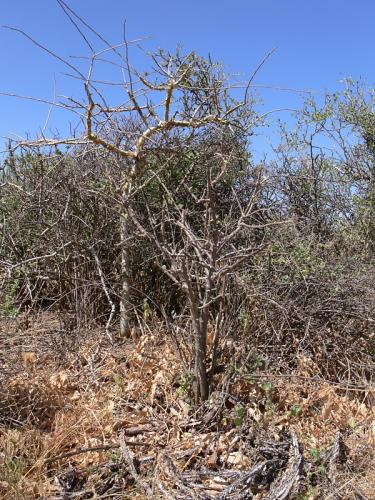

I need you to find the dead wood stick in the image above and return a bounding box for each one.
[119,431,154,497]
[265,431,303,500]
[244,373,375,392]
[44,440,149,465]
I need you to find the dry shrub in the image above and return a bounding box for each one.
[0,428,52,499]
[341,425,375,499]
[236,260,375,389]
[0,374,67,430]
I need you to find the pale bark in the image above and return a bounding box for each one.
[119,183,132,337]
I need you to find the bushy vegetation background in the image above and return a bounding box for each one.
[1,79,374,386]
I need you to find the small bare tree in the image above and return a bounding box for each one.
[128,140,277,400]
[4,7,259,337]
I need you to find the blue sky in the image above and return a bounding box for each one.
[1,0,374,157]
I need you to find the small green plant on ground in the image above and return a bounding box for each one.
[175,372,193,399]
[1,457,25,485]
[221,404,247,428]
[233,404,247,427]
[309,447,325,462]
[290,403,303,417]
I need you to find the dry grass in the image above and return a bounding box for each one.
[0,315,374,498]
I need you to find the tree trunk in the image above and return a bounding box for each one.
[194,316,209,402]
[119,186,131,337]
